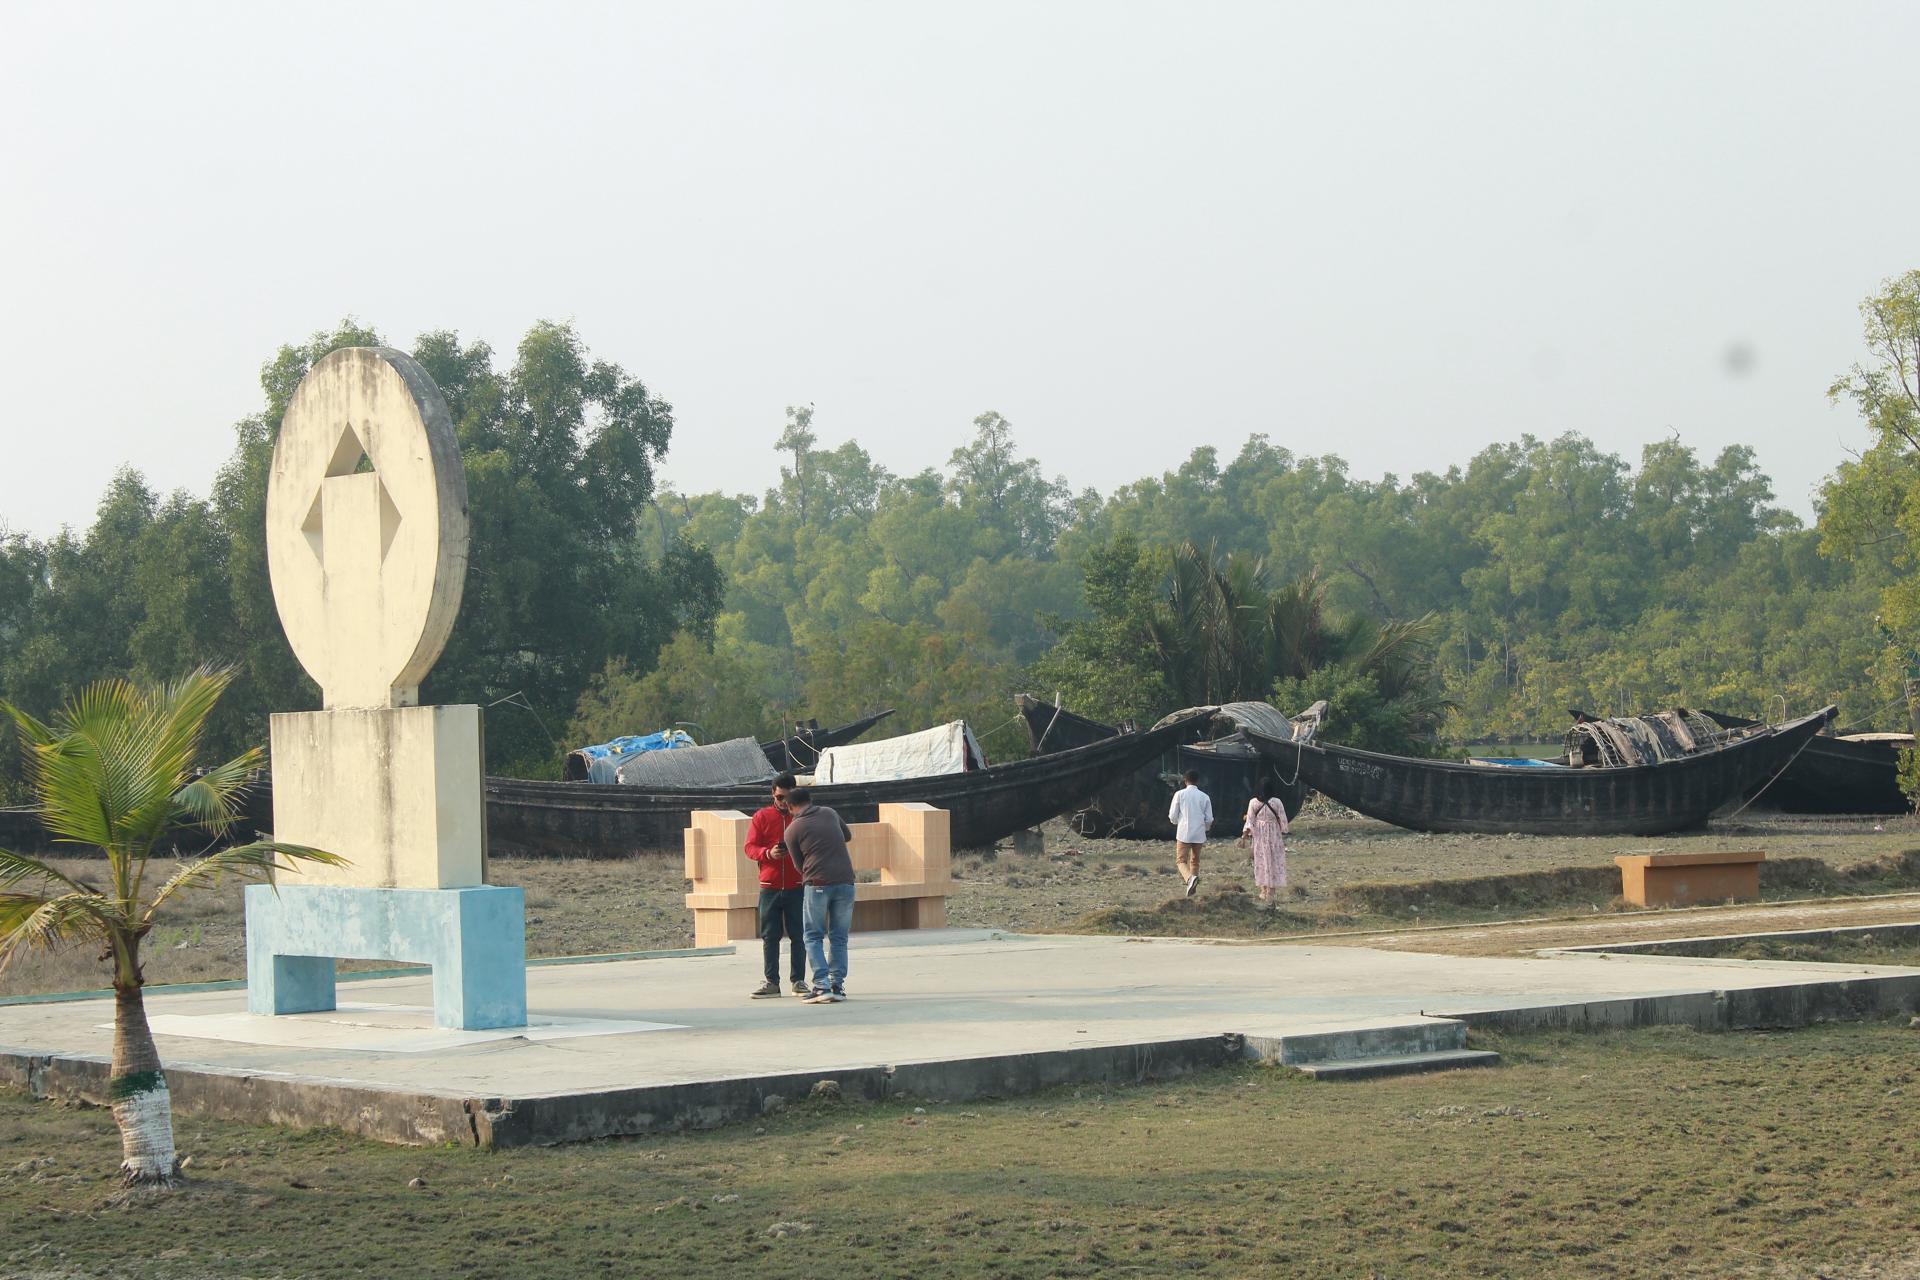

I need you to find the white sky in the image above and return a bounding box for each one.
[3,0,1915,536]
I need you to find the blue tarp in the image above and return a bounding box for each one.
[567,729,695,784]
[1468,755,1568,769]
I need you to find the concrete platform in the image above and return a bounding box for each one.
[2,928,1916,1147]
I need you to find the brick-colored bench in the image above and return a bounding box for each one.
[683,802,952,948]
[1615,850,1765,908]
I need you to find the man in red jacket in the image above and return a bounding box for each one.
[745,773,810,998]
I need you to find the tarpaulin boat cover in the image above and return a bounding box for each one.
[1563,708,1728,769]
[1152,701,1326,743]
[568,729,695,784]
[614,736,776,788]
[1468,755,1569,768]
[814,721,987,784]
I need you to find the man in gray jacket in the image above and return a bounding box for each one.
[784,788,856,1004]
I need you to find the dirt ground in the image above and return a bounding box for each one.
[4,808,1919,998]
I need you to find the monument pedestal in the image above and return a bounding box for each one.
[245,883,527,1030]
[248,703,525,1030]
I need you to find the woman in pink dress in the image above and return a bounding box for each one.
[1239,780,1290,907]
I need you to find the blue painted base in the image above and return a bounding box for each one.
[245,884,528,1030]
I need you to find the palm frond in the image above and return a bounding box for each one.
[0,892,117,967]
[114,669,234,854]
[20,729,117,850]
[0,847,99,897]
[1,701,56,749]
[170,746,266,835]
[143,841,348,923]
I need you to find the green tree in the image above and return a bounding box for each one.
[0,669,342,1184]
[775,404,818,526]
[1032,537,1449,749]
[1027,532,1174,723]
[569,632,783,748]
[202,319,724,776]
[946,412,1073,557]
[794,618,1021,757]
[1821,272,1920,718]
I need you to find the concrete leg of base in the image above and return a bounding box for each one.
[245,883,528,1030]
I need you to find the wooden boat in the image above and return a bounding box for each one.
[1016,695,1316,838]
[1240,707,1835,836]
[760,708,896,772]
[485,708,1216,855]
[1702,710,1912,815]
[562,709,897,780]
[11,711,1209,858]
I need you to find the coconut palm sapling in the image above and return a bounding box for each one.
[0,668,343,1186]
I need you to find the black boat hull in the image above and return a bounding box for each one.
[1245,709,1833,836]
[5,711,1214,858]
[486,710,1214,855]
[1702,710,1911,815]
[1016,696,1307,838]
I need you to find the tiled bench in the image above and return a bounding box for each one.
[683,802,952,947]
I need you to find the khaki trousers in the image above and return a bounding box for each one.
[1175,841,1204,879]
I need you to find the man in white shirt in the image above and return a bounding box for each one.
[1167,769,1213,898]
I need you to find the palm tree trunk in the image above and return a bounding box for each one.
[110,976,177,1185]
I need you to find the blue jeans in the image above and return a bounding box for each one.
[802,883,855,992]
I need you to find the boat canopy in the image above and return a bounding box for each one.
[614,736,776,787]
[814,721,988,784]
[567,729,695,783]
[1565,709,1730,769]
[1151,701,1326,744]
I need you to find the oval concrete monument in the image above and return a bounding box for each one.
[265,346,469,710]
[248,347,525,1031]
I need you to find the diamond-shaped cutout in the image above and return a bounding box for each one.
[378,474,402,561]
[300,422,403,566]
[325,422,371,478]
[301,488,325,564]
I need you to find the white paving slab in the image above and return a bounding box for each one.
[5,928,1915,1103]
[128,1004,682,1054]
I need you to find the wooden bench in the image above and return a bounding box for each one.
[1615,850,1765,908]
[683,802,952,947]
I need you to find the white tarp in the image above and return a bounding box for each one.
[814,721,987,783]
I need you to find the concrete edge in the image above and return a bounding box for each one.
[1441,971,1920,1033]
[0,1033,1243,1151]
[1540,953,1920,974]
[1550,921,1920,958]
[0,1044,482,1146]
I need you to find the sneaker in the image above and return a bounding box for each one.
[1185,875,1198,898]
[792,980,812,997]
[830,987,846,1002]
[750,979,782,999]
[804,988,839,1005]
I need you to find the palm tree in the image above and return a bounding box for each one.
[1148,541,1451,748]
[1150,540,1283,705]
[0,668,343,1186]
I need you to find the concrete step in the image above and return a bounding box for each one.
[1293,1048,1502,1082]
[1252,1018,1469,1066]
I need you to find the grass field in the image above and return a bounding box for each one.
[1,1021,1916,1279]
